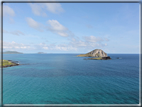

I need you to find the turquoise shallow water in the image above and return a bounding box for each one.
[3,54,139,104]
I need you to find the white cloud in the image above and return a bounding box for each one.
[73,40,87,47]
[83,35,104,43]
[45,3,64,14]
[3,5,15,17]
[43,47,48,50]
[2,35,108,52]
[29,3,47,16]
[47,20,72,37]
[2,40,77,52]
[29,3,64,16]
[3,5,15,23]
[26,17,42,31]
[3,41,32,50]
[2,41,49,51]
[3,30,25,36]
[48,44,77,51]
[35,43,76,51]
[48,20,66,31]
[32,35,108,52]
[38,43,48,50]
[70,35,109,49]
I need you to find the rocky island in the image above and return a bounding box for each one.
[0,60,19,68]
[77,49,111,60]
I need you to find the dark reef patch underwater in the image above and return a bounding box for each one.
[3,54,139,104]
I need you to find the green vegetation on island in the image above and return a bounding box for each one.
[3,51,23,54]
[86,56,111,60]
[89,57,103,60]
[0,60,19,68]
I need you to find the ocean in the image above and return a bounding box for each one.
[3,54,139,104]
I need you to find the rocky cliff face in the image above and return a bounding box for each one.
[87,49,107,57]
[77,49,107,57]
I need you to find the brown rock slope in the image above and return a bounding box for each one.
[77,49,107,57]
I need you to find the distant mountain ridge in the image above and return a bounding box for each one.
[3,51,23,54]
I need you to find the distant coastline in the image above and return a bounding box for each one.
[3,51,23,54]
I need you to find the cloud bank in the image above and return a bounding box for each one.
[47,20,70,37]
[3,41,32,50]
[29,3,64,16]
[3,30,25,36]
[26,17,43,31]
[3,5,15,17]
[3,5,15,23]
[70,35,108,49]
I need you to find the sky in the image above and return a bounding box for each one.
[2,2,140,53]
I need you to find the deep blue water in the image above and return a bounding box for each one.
[3,54,139,104]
